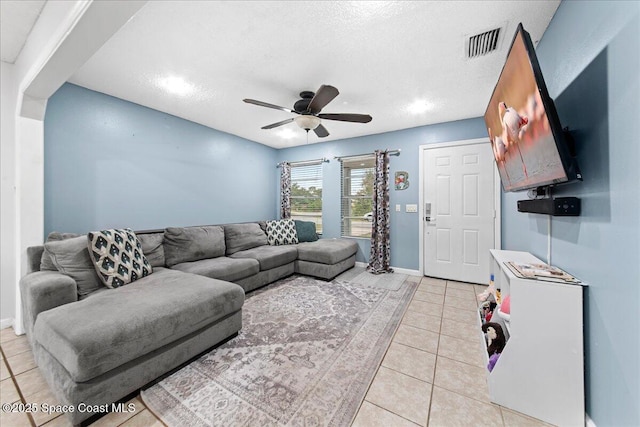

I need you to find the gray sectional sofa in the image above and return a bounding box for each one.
[19,221,358,425]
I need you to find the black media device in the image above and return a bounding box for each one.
[517,197,581,216]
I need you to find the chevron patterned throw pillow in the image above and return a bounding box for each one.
[88,228,152,288]
[266,219,299,246]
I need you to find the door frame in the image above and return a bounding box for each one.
[418,138,502,277]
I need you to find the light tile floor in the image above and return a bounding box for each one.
[353,276,554,427]
[0,276,554,427]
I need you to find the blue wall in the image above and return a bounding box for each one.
[44,83,278,234]
[502,2,639,425]
[277,119,487,270]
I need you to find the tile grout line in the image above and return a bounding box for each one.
[367,279,435,427]
[0,344,37,427]
[439,282,507,422]
[353,277,421,424]
[129,396,167,427]
[378,363,434,386]
[364,400,423,427]
[434,353,485,371]
[426,279,500,424]
[423,279,447,427]
[434,282,504,410]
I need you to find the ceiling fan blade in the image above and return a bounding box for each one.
[313,124,330,138]
[308,85,339,114]
[244,99,296,114]
[317,113,372,123]
[261,118,295,129]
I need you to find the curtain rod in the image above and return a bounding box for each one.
[334,149,401,161]
[276,157,330,168]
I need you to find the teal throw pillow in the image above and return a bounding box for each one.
[294,220,319,242]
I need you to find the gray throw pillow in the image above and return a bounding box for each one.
[224,223,268,255]
[40,232,80,271]
[44,236,104,297]
[163,226,226,267]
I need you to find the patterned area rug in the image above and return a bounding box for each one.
[141,274,416,426]
[336,266,408,291]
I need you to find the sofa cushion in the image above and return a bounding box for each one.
[87,228,152,288]
[40,232,81,271]
[33,268,244,382]
[171,257,259,282]
[296,239,358,265]
[138,232,165,267]
[295,255,356,280]
[224,223,268,255]
[230,245,298,271]
[294,220,319,242]
[266,219,299,245]
[44,236,104,297]
[163,226,225,266]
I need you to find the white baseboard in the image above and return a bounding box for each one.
[0,318,14,330]
[392,266,421,276]
[354,262,421,277]
[586,413,596,427]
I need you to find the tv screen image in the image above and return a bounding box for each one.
[485,24,571,192]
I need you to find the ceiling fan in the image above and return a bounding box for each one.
[243,85,372,138]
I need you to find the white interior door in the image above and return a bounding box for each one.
[423,141,496,284]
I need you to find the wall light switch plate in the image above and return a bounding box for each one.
[396,204,401,212]
[406,204,418,213]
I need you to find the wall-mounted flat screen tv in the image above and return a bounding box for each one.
[484,23,581,192]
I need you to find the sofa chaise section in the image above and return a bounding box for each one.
[34,268,243,382]
[20,236,245,425]
[295,238,358,280]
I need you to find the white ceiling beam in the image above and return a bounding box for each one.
[19,0,147,119]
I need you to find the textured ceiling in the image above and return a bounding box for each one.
[0,0,47,63]
[67,1,560,149]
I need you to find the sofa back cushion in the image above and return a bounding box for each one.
[40,232,81,271]
[44,235,104,297]
[138,232,165,267]
[163,225,225,266]
[224,223,268,255]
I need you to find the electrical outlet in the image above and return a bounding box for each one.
[406,204,418,213]
[396,204,401,212]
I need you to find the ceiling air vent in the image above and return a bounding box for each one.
[466,27,502,58]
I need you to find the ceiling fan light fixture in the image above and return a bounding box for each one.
[294,115,321,130]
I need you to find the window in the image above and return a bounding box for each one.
[290,162,323,233]
[340,155,375,238]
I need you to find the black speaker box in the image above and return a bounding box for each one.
[517,197,581,216]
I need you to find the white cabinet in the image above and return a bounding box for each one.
[482,250,585,426]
